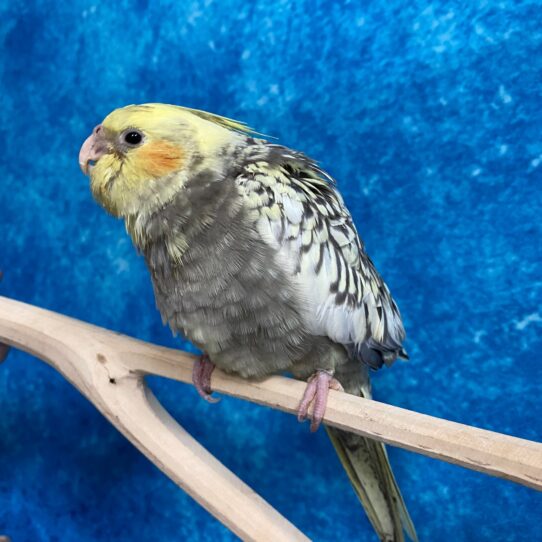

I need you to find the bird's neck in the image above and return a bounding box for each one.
[124,168,243,268]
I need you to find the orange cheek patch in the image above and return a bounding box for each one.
[135,140,185,178]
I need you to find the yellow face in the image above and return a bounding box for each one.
[79,105,195,217]
[79,103,249,217]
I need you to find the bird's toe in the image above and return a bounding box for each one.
[192,354,220,403]
[297,369,343,432]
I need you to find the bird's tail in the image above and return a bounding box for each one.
[327,365,417,542]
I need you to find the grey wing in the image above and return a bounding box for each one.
[236,143,407,369]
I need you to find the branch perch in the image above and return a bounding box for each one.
[0,296,541,539]
[0,297,309,542]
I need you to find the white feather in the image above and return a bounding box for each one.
[282,196,304,224]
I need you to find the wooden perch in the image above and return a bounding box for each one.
[0,297,541,540]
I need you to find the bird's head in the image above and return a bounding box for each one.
[79,103,252,217]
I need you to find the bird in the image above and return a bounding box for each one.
[79,103,417,542]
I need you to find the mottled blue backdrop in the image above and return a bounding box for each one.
[1,1,541,540]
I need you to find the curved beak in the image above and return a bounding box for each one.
[79,124,107,175]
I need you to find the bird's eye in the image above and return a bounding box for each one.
[124,131,143,145]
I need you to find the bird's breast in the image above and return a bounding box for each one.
[140,207,311,377]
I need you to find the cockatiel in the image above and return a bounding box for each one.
[79,104,417,542]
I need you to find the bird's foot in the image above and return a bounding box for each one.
[192,354,219,403]
[297,369,344,432]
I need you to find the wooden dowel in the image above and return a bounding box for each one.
[124,342,542,492]
[0,295,541,502]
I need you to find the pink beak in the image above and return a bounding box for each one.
[79,124,107,175]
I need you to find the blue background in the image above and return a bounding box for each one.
[1,1,541,540]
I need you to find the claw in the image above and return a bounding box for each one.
[192,354,220,403]
[297,370,344,432]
